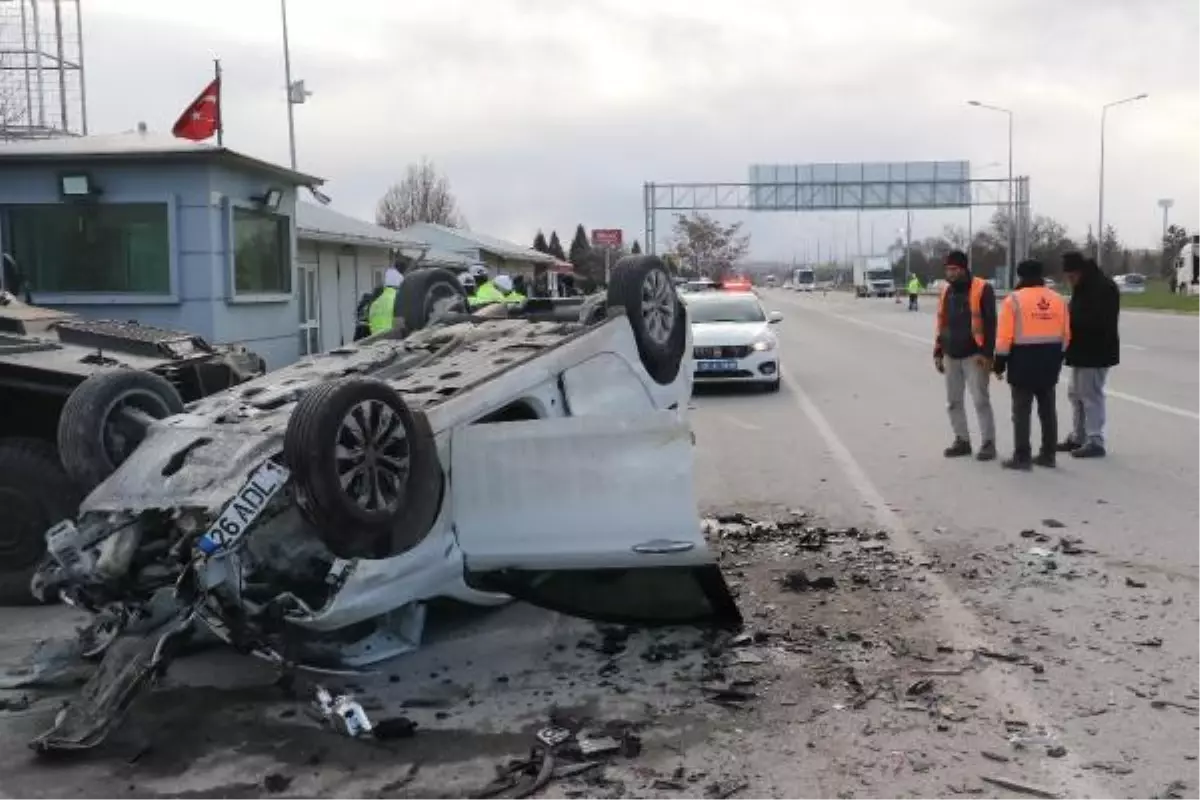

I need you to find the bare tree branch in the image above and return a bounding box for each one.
[375,158,466,230]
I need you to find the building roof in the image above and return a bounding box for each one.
[0,131,323,185]
[296,202,427,250]
[401,222,559,266]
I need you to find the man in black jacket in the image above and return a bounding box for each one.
[1059,252,1120,458]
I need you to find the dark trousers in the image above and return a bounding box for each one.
[908,293,919,311]
[1011,385,1056,459]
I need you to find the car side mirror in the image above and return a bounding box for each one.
[768,311,783,324]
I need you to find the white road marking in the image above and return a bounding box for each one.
[1122,343,1147,351]
[780,371,1102,797]
[1107,389,1200,420]
[806,306,1199,422]
[722,415,761,431]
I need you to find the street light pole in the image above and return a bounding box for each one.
[1097,93,1149,269]
[967,100,1014,288]
[280,0,297,169]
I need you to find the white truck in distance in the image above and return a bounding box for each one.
[792,267,816,292]
[853,257,896,298]
[1173,235,1199,296]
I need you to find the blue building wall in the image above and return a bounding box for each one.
[0,159,301,370]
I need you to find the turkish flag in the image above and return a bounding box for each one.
[171,78,220,141]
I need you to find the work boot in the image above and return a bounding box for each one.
[943,439,972,458]
[1033,451,1057,468]
[1002,455,1033,471]
[1055,438,1081,453]
[975,441,997,462]
[1071,442,1107,459]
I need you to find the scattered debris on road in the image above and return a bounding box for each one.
[980,774,1059,798]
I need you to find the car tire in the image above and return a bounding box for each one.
[764,379,781,393]
[283,377,443,559]
[0,438,83,606]
[396,267,469,332]
[58,370,185,491]
[606,255,687,385]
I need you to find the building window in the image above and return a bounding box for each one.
[233,206,291,295]
[6,203,170,294]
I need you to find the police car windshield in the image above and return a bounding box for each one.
[686,294,766,323]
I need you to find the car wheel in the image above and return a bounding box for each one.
[396,267,469,332]
[0,438,82,606]
[283,377,443,559]
[765,379,781,393]
[606,255,687,385]
[58,370,185,491]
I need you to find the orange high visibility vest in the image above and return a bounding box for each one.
[936,277,987,350]
[995,286,1071,357]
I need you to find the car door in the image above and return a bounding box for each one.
[450,410,741,629]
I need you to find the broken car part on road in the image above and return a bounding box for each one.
[24,259,742,753]
[0,285,265,606]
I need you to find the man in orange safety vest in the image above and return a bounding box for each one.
[993,259,1071,470]
[934,250,998,461]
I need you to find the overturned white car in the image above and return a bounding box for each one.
[28,256,741,752]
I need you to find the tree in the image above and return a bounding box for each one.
[630,239,642,255]
[546,231,566,261]
[1084,226,1098,259]
[532,231,549,254]
[1028,215,1078,277]
[375,157,465,230]
[1162,224,1190,278]
[568,224,591,268]
[669,212,750,278]
[1100,224,1121,273]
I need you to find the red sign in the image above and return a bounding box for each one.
[591,228,623,248]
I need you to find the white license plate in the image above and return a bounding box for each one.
[697,359,738,373]
[196,461,290,556]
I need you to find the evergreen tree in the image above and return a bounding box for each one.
[631,239,642,255]
[569,224,591,269]
[533,231,549,253]
[547,231,567,260]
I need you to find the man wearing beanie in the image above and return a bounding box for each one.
[993,260,1071,470]
[934,250,998,460]
[1059,252,1120,458]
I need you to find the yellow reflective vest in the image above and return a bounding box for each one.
[368,287,398,335]
[907,276,922,294]
[469,281,506,307]
[504,291,526,304]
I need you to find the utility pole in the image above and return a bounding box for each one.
[1157,198,1174,249]
[280,0,312,169]
[1097,93,1148,269]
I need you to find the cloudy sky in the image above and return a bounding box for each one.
[80,0,1198,259]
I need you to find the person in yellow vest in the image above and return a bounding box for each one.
[906,274,922,311]
[934,250,998,461]
[468,274,507,307]
[367,267,404,336]
[993,259,1071,470]
[493,274,525,304]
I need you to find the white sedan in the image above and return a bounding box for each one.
[683,291,783,391]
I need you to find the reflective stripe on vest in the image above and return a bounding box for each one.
[936,277,986,349]
[995,286,1070,356]
[368,286,398,335]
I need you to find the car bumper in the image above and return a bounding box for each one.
[692,348,779,384]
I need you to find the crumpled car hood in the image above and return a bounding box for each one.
[80,417,282,514]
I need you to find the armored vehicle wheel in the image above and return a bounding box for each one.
[397,268,468,332]
[283,377,442,559]
[606,255,687,385]
[58,370,185,491]
[0,438,82,605]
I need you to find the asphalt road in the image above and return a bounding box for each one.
[0,294,1195,799]
[690,288,1199,795]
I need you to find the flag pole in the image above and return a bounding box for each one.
[213,58,224,146]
